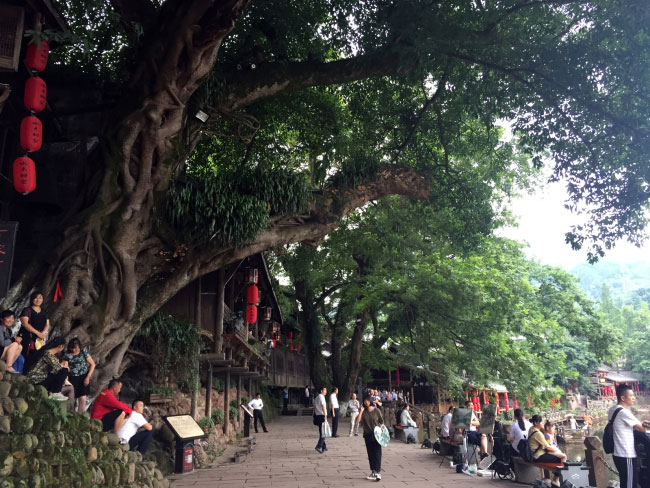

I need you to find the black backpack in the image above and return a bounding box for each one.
[517,437,535,463]
[603,407,623,454]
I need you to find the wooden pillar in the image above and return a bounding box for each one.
[205,362,213,417]
[248,378,253,398]
[215,268,225,356]
[388,369,392,391]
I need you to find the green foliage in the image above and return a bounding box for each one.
[146,385,174,396]
[229,398,239,409]
[198,417,215,431]
[228,406,238,420]
[211,408,224,424]
[44,397,68,424]
[166,166,310,246]
[135,312,201,392]
[241,396,250,405]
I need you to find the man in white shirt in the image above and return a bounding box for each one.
[440,406,453,438]
[118,400,153,454]
[304,386,310,407]
[314,387,328,453]
[609,384,645,488]
[330,387,340,437]
[248,393,268,433]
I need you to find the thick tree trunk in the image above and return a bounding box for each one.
[0,2,432,395]
[295,279,328,389]
[340,313,367,402]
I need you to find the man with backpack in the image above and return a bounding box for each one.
[607,384,646,488]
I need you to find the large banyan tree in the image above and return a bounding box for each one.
[3,0,650,389]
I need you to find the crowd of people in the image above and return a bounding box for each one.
[0,292,154,455]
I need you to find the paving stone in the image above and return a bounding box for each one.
[171,416,505,488]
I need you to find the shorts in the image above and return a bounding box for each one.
[68,373,90,397]
[467,431,482,445]
[101,409,124,432]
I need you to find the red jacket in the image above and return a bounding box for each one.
[90,389,132,419]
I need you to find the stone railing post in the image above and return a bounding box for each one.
[584,436,609,488]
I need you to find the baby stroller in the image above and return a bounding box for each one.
[489,425,515,481]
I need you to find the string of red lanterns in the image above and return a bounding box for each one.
[14,40,49,195]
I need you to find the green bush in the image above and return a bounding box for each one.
[229,406,238,420]
[502,410,513,421]
[211,408,224,424]
[241,396,250,405]
[146,385,174,396]
[230,398,239,409]
[198,417,215,431]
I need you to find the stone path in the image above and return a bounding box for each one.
[169,416,508,488]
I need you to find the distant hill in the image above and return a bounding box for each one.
[569,261,650,305]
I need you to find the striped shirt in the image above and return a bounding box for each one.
[608,404,640,458]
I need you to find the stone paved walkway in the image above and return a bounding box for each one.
[169,416,508,488]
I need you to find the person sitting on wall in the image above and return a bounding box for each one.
[24,336,74,408]
[0,310,23,373]
[528,415,567,487]
[400,404,418,428]
[91,379,132,435]
[464,401,489,460]
[118,399,153,453]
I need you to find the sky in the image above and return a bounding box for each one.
[498,178,649,270]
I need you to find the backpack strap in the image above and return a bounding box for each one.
[609,406,623,424]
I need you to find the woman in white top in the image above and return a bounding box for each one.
[508,408,532,453]
[400,405,418,428]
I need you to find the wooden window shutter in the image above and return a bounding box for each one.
[0,4,25,72]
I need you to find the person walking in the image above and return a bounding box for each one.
[314,386,328,453]
[248,393,268,433]
[349,393,360,436]
[609,384,645,488]
[357,395,384,481]
[304,385,310,407]
[330,387,340,437]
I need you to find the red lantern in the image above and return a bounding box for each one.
[503,392,509,412]
[296,343,301,352]
[513,394,518,410]
[494,392,499,414]
[289,331,293,341]
[13,156,36,194]
[527,397,532,407]
[247,284,258,304]
[24,77,47,113]
[25,41,49,72]
[551,398,555,407]
[289,345,294,352]
[245,304,257,324]
[20,115,42,152]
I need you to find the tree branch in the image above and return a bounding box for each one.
[217,48,419,111]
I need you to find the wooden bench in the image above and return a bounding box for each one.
[513,457,564,484]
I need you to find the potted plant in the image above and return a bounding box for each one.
[146,385,174,404]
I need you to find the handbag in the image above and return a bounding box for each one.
[321,420,332,438]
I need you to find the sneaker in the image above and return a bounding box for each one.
[349,433,353,437]
[315,447,323,454]
[366,472,377,481]
[119,438,128,445]
[355,433,359,436]
[49,392,68,401]
[375,472,381,481]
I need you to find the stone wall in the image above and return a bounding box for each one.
[0,360,169,487]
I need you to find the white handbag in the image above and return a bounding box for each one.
[322,420,332,438]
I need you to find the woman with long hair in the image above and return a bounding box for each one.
[61,337,96,412]
[18,292,50,358]
[508,408,532,453]
[24,336,73,407]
